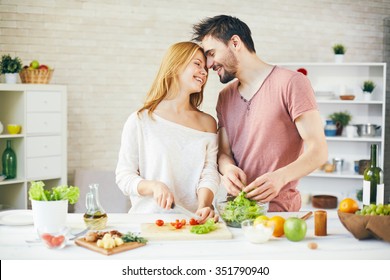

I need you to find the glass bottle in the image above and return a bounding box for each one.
[363,144,384,206]
[83,184,108,230]
[2,140,17,179]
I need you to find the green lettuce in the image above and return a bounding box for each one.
[190,219,218,234]
[220,191,264,226]
[28,181,80,204]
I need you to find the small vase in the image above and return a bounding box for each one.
[324,120,337,136]
[363,91,372,101]
[4,73,18,84]
[334,54,344,63]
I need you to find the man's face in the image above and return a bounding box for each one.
[201,35,238,84]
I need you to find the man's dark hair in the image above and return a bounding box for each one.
[192,15,256,53]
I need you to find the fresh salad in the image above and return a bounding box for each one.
[28,181,80,204]
[219,191,265,227]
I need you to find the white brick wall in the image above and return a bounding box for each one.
[1,0,390,184]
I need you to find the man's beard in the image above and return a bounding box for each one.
[219,49,238,84]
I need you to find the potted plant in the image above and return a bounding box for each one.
[328,111,352,136]
[332,44,346,63]
[0,54,23,84]
[361,80,376,101]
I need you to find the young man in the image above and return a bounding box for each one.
[193,15,328,211]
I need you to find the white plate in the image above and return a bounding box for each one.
[0,210,33,226]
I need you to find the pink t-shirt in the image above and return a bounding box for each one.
[216,66,318,211]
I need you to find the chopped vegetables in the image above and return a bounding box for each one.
[190,219,217,234]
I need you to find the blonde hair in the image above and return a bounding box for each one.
[138,41,207,116]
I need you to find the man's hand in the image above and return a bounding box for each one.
[221,164,247,196]
[243,171,285,202]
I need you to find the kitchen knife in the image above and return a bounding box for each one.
[171,203,201,220]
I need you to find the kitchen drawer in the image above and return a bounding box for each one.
[26,113,61,134]
[27,91,62,112]
[26,157,62,179]
[26,136,62,157]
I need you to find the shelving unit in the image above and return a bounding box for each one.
[0,84,67,209]
[278,63,386,203]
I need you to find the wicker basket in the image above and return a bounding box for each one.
[19,68,54,84]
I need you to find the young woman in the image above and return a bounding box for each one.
[116,42,220,222]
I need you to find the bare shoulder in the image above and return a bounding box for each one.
[197,111,217,133]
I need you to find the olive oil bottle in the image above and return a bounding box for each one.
[83,184,108,230]
[363,144,384,206]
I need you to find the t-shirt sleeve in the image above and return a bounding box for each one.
[286,73,318,121]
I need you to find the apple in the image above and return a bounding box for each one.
[30,60,39,69]
[39,64,49,70]
[283,217,307,242]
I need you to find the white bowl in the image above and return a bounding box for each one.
[241,219,274,244]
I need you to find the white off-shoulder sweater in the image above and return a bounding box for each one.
[115,110,220,214]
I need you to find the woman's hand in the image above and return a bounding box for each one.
[196,206,219,224]
[151,181,175,210]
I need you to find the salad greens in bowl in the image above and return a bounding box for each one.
[217,191,268,228]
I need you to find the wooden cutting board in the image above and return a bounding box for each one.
[140,222,233,240]
[75,238,145,255]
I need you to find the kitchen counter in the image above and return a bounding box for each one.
[1,211,389,260]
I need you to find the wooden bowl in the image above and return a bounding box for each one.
[338,211,390,242]
[312,195,338,209]
[339,95,355,100]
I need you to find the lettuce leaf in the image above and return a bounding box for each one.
[28,181,80,204]
[190,219,218,234]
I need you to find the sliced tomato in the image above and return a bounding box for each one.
[174,222,183,229]
[155,219,164,226]
[189,218,199,225]
[180,219,186,226]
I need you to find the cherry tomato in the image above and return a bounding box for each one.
[155,219,164,226]
[41,233,53,242]
[50,235,65,247]
[189,218,199,225]
[180,219,186,226]
[174,222,183,229]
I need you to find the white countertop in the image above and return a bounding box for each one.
[1,211,389,260]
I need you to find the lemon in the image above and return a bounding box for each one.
[253,215,269,226]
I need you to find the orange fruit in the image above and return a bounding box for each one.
[269,215,285,237]
[338,198,359,213]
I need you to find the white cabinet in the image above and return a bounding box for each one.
[279,63,386,202]
[0,84,67,209]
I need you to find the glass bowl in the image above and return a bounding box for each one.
[37,226,69,249]
[217,200,268,228]
[241,219,274,244]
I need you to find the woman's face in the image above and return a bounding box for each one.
[179,50,208,94]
